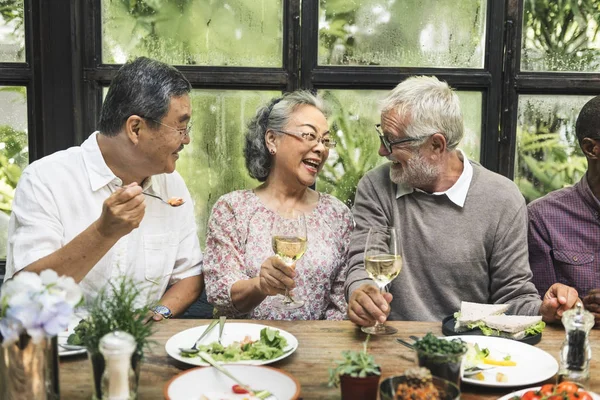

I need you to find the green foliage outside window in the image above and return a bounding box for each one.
[517,0,600,202]
[1,0,599,229]
[0,86,27,215]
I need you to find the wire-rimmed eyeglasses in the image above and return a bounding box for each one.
[276,129,337,149]
[375,124,427,153]
[143,117,192,138]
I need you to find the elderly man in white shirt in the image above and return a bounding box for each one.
[4,57,204,321]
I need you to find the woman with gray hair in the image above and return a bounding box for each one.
[203,90,353,320]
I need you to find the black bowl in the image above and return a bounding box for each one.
[379,375,460,400]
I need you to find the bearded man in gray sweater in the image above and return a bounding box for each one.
[345,76,578,328]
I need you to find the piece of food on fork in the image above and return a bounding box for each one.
[167,197,185,206]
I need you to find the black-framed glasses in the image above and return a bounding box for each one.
[375,124,423,153]
[144,117,192,138]
[276,129,337,149]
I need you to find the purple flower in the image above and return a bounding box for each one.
[0,271,82,346]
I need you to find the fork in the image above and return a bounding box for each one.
[142,191,184,207]
[198,351,275,399]
[396,338,415,350]
[217,316,226,345]
[179,319,219,356]
[463,365,496,376]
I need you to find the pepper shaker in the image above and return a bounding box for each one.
[559,302,594,386]
[99,331,137,400]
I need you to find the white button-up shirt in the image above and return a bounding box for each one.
[5,132,203,304]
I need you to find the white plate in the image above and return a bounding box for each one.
[498,386,600,400]
[164,365,301,400]
[165,322,298,367]
[58,318,86,357]
[452,335,558,387]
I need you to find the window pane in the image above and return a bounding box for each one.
[0,86,28,258]
[179,90,279,245]
[319,0,486,68]
[101,0,283,67]
[522,0,600,72]
[317,90,482,207]
[0,0,25,62]
[515,95,591,203]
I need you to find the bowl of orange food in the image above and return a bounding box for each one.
[379,368,460,400]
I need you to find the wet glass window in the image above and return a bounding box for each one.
[101,0,283,67]
[515,95,592,203]
[0,0,25,63]
[179,90,279,245]
[521,1,600,72]
[0,86,28,258]
[317,90,482,207]
[319,0,487,68]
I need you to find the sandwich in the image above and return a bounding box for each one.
[479,315,545,340]
[453,301,545,339]
[454,301,510,332]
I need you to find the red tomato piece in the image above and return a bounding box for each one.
[573,391,594,400]
[520,390,543,400]
[557,382,580,394]
[232,384,250,394]
[539,384,555,396]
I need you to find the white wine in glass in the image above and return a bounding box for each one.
[271,210,307,310]
[361,226,403,335]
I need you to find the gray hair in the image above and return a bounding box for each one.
[98,57,191,137]
[380,76,464,150]
[244,90,327,181]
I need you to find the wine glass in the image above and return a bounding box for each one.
[270,210,307,310]
[361,226,403,335]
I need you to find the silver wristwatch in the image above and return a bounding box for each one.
[152,305,173,319]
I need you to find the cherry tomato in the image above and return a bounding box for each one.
[539,384,555,396]
[520,390,543,400]
[571,391,594,400]
[557,382,580,394]
[547,395,566,400]
[232,384,250,394]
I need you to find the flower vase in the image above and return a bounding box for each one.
[89,350,141,400]
[0,334,59,400]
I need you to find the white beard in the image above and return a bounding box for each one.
[389,152,440,188]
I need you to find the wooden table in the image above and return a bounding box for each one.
[60,320,600,399]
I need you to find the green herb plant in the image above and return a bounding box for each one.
[68,276,157,399]
[328,335,381,387]
[67,275,156,357]
[414,332,467,357]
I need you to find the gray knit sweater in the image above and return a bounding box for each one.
[345,161,542,321]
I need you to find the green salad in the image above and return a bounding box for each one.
[181,327,289,362]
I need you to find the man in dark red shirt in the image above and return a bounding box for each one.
[528,95,600,326]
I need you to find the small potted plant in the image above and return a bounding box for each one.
[68,276,155,400]
[413,332,467,388]
[328,335,381,400]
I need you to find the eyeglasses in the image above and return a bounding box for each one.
[143,117,192,138]
[276,130,337,149]
[375,124,425,153]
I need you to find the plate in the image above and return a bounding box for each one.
[164,365,301,400]
[451,335,558,387]
[58,317,86,357]
[165,322,298,367]
[442,315,542,345]
[497,386,600,400]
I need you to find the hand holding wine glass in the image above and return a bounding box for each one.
[361,226,403,335]
[271,210,307,310]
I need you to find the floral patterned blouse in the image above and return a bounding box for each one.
[204,190,354,320]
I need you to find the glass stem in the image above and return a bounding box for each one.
[283,287,293,304]
[375,285,386,330]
